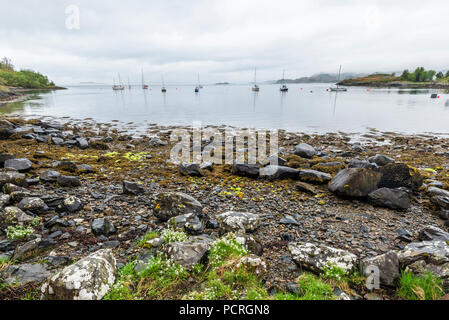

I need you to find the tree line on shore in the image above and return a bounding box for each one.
[400,67,449,82]
[0,57,55,89]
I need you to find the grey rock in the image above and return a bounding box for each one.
[369,154,395,166]
[76,137,89,149]
[0,171,27,187]
[216,211,261,233]
[280,215,299,226]
[348,159,379,171]
[1,263,50,285]
[91,218,116,237]
[168,213,204,235]
[57,175,80,187]
[122,180,144,195]
[0,153,15,167]
[77,164,94,173]
[418,226,449,242]
[200,161,213,171]
[0,120,15,140]
[294,143,317,159]
[431,196,449,210]
[360,251,399,287]
[163,238,213,269]
[62,196,83,212]
[0,206,34,228]
[428,187,449,198]
[153,192,202,221]
[288,242,357,273]
[329,168,382,198]
[40,170,61,182]
[379,163,423,191]
[12,238,56,262]
[51,137,64,145]
[403,241,449,258]
[41,249,116,300]
[367,188,410,210]
[4,158,32,172]
[56,161,77,172]
[259,165,299,180]
[295,181,318,195]
[298,169,332,184]
[232,162,260,178]
[180,163,203,177]
[18,197,49,214]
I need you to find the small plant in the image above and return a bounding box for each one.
[32,217,40,226]
[137,231,159,248]
[398,270,444,300]
[322,263,348,282]
[208,233,248,267]
[275,273,336,300]
[6,225,34,240]
[160,229,188,243]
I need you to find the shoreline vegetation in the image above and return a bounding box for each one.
[1,113,449,300]
[0,58,64,103]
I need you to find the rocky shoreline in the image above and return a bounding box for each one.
[1,114,449,300]
[338,81,449,89]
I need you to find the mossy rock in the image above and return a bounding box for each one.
[285,155,310,169]
[379,163,423,191]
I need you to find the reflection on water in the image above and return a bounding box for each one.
[1,84,449,134]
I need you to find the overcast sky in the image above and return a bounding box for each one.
[1,0,449,85]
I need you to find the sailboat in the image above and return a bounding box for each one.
[330,65,348,92]
[198,74,203,89]
[161,75,167,93]
[280,70,288,92]
[127,77,131,90]
[252,68,260,92]
[141,69,149,89]
[195,73,200,93]
[112,74,124,90]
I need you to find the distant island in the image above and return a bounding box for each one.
[339,67,449,88]
[274,73,366,84]
[0,57,64,102]
[214,82,230,85]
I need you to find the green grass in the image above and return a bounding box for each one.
[208,233,248,267]
[160,229,188,244]
[275,274,336,300]
[136,230,159,248]
[6,225,34,240]
[397,270,444,300]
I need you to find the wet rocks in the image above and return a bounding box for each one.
[1,263,51,285]
[57,175,81,187]
[153,192,203,221]
[163,238,213,269]
[122,180,144,195]
[216,211,261,233]
[360,251,399,287]
[168,213,204,235]
[298,169,331,184]
[367,188,410,210]
[91,218,116,237]
[379,163,423,191]
[40,170,61,183]
[288,242,357,273]
[232,163,260,178]
[328,168,382,198]
[369,154,395,166]
[41,248,116,300]
[294,143,317,159]
[18,197,49,214]
[4,158,32,172]
[0,119,15,140]
[180,162,203,177]
[259,165,299,180]
[418,226,449,242]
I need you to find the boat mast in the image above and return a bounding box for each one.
[254,68,257,86]
[337,65,342,88]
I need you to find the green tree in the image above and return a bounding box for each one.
[436,72,444,79]
[401,69,410,80]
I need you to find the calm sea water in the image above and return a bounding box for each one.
[2,83,449,134]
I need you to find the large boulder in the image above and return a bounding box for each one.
[163,237,213,269]
[259,165,299,180]
[41,249,116,300]
[294,143,317,159]
[288,242,357,273]
[298,169,332,184]
[232,163,260,178]
[216,211,261,233]
[328,168,382,198]
[367,188,410,210]
[4,158,33,172]
[379,163,423,191]
[369,154,395,166]
[153,192,202,221]
[360,251,400,287]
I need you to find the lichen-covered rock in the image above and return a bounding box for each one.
[216,211,261,233]
[259,165,299,180]
[294,143,317,159]
[41,249,116,300]
[153,192,202,221]
[328,168,382,198]
[360,251,399,287]
[237,254,266,276]
[62,196,83,212]
[379,163,423,191]
[122,180,144,195]
[401,240,449,258]
[367,188,410,210]
[0,206,34,228]
[168,213,204,235]
[288,242,357,273]
[18,197,49,214]
[298,169,332,184]
[163,238,213,269]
